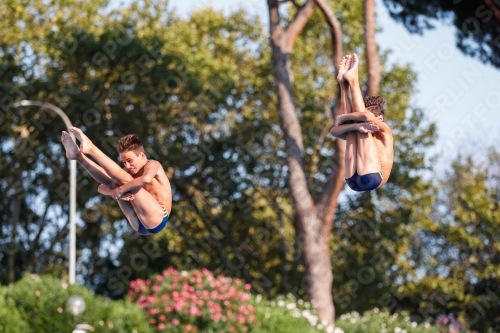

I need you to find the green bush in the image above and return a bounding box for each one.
[249,295,325,333]
[248,294,458,333]
[0,286,31,333]
[1,273,467,333]
[4,274,153,333]
[336,309,441,333]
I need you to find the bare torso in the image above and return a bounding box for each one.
[126,160,172,214]
[373,132,394,186]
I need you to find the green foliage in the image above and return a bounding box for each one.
[0,0,280,297]
[0,0,122,285]
[250,296,325,333]
[0,275,474,333]
[0,286,30,333]
[0,2,449,328]
[403,149,500,332]
[4,274,152,333]
[250,294,458,333]
[336,309,441,333]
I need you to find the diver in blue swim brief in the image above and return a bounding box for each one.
[61,128,173,235]
[345,171,384,192]
[329,53,394,192]
[137,207,169,235]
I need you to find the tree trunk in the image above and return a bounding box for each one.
[267,0,346,326]
[364,0,381,96]
[299,210,335,323]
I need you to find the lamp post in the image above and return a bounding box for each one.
[13,100,77,285]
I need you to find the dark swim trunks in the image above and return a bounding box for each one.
[345,170,383,192]
[137,207,169,236]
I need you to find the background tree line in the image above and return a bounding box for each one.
[0,0,499,331]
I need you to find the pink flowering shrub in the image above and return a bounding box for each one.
[435,314,473,333]
[128,267,256,333]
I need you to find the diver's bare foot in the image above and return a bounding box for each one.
[337,54,351,84]
[70,127,94,154]
[61,131,81,160]
[343,53,359,84]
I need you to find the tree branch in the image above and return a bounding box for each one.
[364,0,381,96]
[283,0,316,51]
[278,0,304,9]
[484,0,500,23]
[8,195,21,283]
[26,202,52,272]
[314,0,346,220]
[308,106,334,176]
[316,133,345,221]
[268,0,285,40]
[268,0,316,216]
[40,218,70,275]
[314,0,343,69]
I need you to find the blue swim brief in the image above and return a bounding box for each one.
[345,171,383,192]
[137,207,169,236]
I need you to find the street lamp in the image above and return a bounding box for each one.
[13,100,77,285]
[66,296,93,333]
[66,295,86,316]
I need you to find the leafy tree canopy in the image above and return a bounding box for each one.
[383,0,500,68]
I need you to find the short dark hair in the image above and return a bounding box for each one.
[363,95,386,118]
[117,134,145,155]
